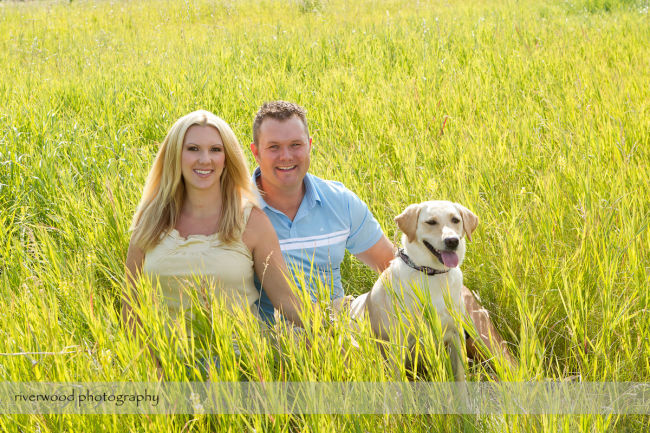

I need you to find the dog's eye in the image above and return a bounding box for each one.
[426,220,437,226]
[451,217,460,224]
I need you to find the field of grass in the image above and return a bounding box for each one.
[1,0,649,430]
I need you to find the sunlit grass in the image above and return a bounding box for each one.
[1,0,649,430]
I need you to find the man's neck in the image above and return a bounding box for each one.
[257,176,305,221]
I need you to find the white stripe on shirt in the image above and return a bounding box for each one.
[278,229,350,245]
[279,233,349,251]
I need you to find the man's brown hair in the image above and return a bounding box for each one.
[252,101,309,145]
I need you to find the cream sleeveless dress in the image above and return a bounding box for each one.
[142,202,260,329]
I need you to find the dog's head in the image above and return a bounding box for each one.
[395,201,478,270]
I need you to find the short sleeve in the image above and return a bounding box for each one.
[345,189,383,255]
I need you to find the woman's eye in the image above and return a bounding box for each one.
[211,147,222,152]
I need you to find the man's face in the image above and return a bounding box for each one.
[251,115,312,195]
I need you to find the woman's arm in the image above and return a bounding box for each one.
[243,207,303,327]
[123,238,163,377]
[123,238,145,331]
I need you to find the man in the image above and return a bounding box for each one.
[250,101,514,363]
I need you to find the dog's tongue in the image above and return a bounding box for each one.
[440,251,459,268]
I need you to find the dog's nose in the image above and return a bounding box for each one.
[444,237,459,249]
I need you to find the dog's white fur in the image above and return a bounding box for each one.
[351,200,478,382]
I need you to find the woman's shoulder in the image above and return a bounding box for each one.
[245,205,268,228]
[241,198,259,223]
[244,205,275,240]
[241,205,275,247]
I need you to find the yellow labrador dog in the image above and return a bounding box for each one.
[351,201,478,382]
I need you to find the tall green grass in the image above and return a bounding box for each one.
[1,0,648,431]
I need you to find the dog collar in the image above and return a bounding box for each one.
[398,248,448,275]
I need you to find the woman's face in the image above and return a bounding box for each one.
[181,125,225,194]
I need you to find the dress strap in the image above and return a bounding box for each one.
[242,200,255,225]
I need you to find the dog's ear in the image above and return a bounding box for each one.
[454,203,479,241]
[395,204,421,243]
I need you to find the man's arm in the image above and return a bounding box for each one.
[353,234,395,273]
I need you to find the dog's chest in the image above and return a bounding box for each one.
[391,264,464,323]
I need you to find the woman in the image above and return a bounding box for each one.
[123,110,302,371]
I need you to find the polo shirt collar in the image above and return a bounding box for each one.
[302,172,322,208]
[251,168,322,214]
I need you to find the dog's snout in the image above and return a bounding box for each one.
[444,237,459,249]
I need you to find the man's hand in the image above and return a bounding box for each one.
[330,295,354,315]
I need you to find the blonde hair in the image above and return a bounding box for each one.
[130,110,256,252]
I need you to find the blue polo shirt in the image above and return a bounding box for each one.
[252,169,383,323]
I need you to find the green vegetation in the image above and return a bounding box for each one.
[1,0,648,430]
